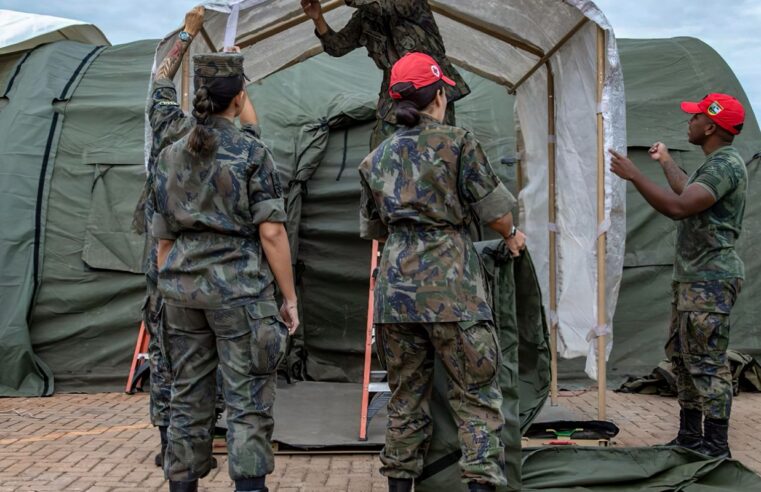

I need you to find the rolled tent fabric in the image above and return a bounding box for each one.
[0,41,105,396]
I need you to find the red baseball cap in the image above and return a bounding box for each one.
[681,93,745,135]
[389,52,455,100]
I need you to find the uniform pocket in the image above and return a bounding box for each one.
[458,321,501,390]
[247,313,289,375]
[683,312,730,355]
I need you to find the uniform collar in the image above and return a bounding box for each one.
[208,114,236,130]
[417,113,442,127]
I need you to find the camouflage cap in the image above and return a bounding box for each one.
[193,53,245,78]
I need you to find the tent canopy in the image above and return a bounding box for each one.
[154,0,628,381]
[0,10,109,55]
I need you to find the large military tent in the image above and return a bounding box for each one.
[1,12,759,397]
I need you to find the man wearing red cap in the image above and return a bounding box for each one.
[300,0,469,150]
[609,93,748,459]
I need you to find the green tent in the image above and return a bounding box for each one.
[0,36,758,395]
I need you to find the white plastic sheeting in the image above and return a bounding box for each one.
[0,10,109,55]
[151,0,627,380]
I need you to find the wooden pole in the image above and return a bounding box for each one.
[180,49,190,112]
[595,26,607,421]
[547,62,559,406]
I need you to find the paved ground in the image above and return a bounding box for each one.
[1,390,759,491]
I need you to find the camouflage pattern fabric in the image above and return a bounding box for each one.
[666,279,742,419]
[151,115,286,310]
[317,0,469,145]
[161,305,288,481]
[358,115,516,323]
[193,53,245,78]
[675,146,747,282]
[369,102,456,152]
[143,293,171,427]
[378,321,506,486]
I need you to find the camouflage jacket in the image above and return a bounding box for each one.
[317,0,470,124]
[151,108,286,312]
[675,146,747,282]
[358,115,516,323]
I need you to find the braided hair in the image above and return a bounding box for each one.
[186,74,245,157]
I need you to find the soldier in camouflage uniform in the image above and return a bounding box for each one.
[132,6,223,471]
[301,0,470,149]
[610,93,747,459]
[150,52,300,492]
[359,53,526,492]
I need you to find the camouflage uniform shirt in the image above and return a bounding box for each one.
[151,104,286,312]
[359,115,516,323]
[675,146,747,282]
[317,0,470,125]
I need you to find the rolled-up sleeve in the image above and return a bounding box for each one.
[359,169,388,240]
[248,144,287,225]
[317,11,363,57]
[459,132,516,224]
[241,123,262,139]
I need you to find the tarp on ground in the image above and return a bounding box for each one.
[0,36,759,395]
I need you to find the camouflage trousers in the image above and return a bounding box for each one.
[162,303,288,481]
[143,293,171,427]
[378,321,506,486]
[369,102,456,150]
[666,279,742,420]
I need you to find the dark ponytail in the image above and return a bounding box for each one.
[393,80,444,127]
[186,74,245,157]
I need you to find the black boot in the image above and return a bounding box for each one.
[155,426,168,467]
[664,408,702,451]
[168,480,198,492]
[468,483,496,492]
[700,418,731,458]
[234,476,267,492]
[388,477,413,492]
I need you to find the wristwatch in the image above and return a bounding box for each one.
[508,226,517,238]
[178,31,193,42]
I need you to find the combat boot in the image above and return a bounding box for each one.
[155,425,168,467]
[468,482,496,492]
[388,477,413,492]
[664,408,702,451]
[168,480,198,492]
[234,477,267,492]
[699,418,731,458]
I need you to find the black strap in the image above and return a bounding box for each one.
[418,450,461,482]
[2,51,32,97]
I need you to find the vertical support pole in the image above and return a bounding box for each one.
[181,50,191,112]
[359,240,380,441]
[595,26,608,421]
[546,62,559,406]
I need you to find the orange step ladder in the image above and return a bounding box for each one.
[125,321,150,394]
[359,240,390,441]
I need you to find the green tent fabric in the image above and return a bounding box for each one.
[521,447,761,491]
[0,41,105,396]
[417,245,551,492]
[0,36,759,395]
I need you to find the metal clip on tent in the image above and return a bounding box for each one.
[125,321,150,394]
[359,240,390,441]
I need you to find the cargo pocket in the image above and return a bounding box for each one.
[247,311,288,376]
[458,321,501,390]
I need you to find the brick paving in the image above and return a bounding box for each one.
[1,390,759,491]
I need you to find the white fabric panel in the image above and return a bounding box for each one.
[148,0,628,380]
[0,10,109,55]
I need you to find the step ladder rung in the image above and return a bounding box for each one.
[368,382,390,393]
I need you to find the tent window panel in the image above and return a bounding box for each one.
[81,163,146,273]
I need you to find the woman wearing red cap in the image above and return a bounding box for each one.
[359,52,526,492]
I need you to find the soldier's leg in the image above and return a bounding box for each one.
[379,323,435,481]
[144,294,172,466]
[429,321,505,488]
[209,307,287,487]
[163,305,218,483]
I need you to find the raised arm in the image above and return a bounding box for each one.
[301,0,363,57]
[649,142,689,194]
[155,6,205,82]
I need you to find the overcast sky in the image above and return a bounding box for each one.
[3,0,760,119]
